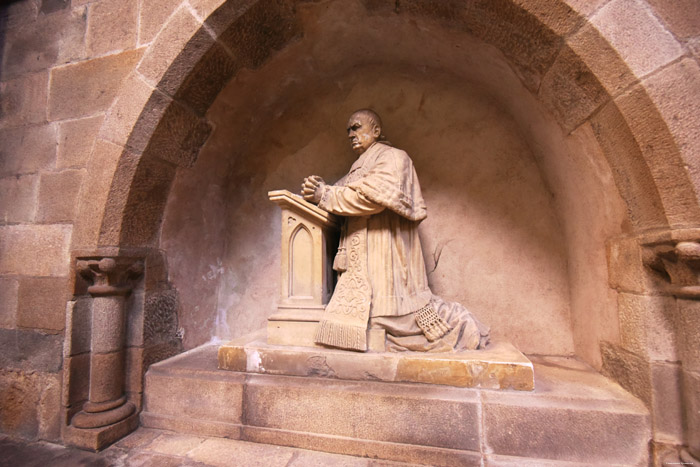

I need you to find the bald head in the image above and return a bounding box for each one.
[347,109,383,155]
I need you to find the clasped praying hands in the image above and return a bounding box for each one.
[301,175,326,204]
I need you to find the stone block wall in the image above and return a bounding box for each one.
[0,0,698,459]
[0,0,184,442]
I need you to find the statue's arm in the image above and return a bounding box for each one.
[318,185,385,216]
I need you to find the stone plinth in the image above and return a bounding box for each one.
[218,332,534,391]
[267,189,340,348]
[142,345,650,466]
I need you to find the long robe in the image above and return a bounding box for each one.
[314,142,489,352]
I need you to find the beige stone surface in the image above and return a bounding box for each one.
[143,345,649,465]
[565,22,637,98]
[0,369,61,441]
[647,0,700,41]
[0,124,57,178]
[99,73,159,150]
[0,72,48,128]
[591,0,683,78]
[86,0,138,56]
[219,337,533,390]
[71,139,126,249]
[146,432,204,457]
[57,115,104,169]
[48,48,144,121]
[651,362,683,443]
[188,438,295,467]
[613,81,700,226]
[0,6,86,80]
[36,169,85,223]
[0,224,71,276]
[642,59,700,203]
[137,7,209,90]
[138,0,184,45]
[0,278,18,328]
[538,45,608,132]
[677,299,700,374]
[0,174,38,224]
[617,292,676,360]
[17,276,68,331]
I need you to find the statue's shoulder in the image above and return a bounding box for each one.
[375,143,412,165]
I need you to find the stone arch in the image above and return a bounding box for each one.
[72,0,700,255]
[69,0,698,395]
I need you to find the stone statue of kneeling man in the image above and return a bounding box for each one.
[302,109,490,352]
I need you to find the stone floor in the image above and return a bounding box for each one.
[0,429,420,467]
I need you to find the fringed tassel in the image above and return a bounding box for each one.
[314,320,367,352]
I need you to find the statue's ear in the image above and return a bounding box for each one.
[372,125,381,138]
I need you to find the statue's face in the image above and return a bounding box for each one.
[347,113,380,155]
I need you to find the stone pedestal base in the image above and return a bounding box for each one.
[267,309,386,352]
[141,344,650,465]
[63,412,139,451]
[219,330,534,391]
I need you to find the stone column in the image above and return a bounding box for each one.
[644,238,700,462]
[70,258,143,431]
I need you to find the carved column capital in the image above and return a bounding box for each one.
[643,239,700,299]
[77,257,143,297]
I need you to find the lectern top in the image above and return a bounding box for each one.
[268,189,341,230]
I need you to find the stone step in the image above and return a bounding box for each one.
[141,345,651,466]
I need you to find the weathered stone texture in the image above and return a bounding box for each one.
[63,353,90,407]
[0,6,86,80]
[565,22,637,97]
[57,115,103,169]
[590,0,683,78]
[190,0,229,22]
[0,175,38,224]
[600,341,652,407]
[138,0,184,45]
[0,224,71,276]
[647,0,700,41]
[0,72,48,129]
[0,369,61,440]
[590,102,667,229]
[138,8,205,87]
[482,400,649,464]
[65,298,92,357]
[539,45,608,132]
[617,292,676,361]
[677,299,700,374]
[173,41,238,116]
[141,102,211,168]
[48,48,144,121]
[36,169,85,223]
[100,74,159,149]
[143,290,179,346]
[86,0,138,56]
[0,0,39,29]
[17,276,68,331]
[651,362,683,443]
[0,328,63,372]
[40,0,69,15]
[217,0,299,70]
[138,7,238,113]
[399,0,562,91]
[0,278,19,328]
[642,59,700,204]
[71,140,125,249]
[0,124,57,178]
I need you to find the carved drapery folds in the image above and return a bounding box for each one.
[71,257,143,430]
